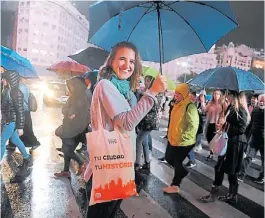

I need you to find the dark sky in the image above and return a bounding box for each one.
[1,1,264,49]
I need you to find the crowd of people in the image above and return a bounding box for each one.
[1,41,264,218]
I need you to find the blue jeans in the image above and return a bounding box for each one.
[1,122,30,160]
[188,133,203,162]
[136,130,151,165]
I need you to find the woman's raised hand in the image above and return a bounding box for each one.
[149,75,168,96]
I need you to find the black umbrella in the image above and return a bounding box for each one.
[68,47,109,70]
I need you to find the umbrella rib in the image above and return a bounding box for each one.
[160,2,208,52]
[127,4,154,41]
[187,1,238,26]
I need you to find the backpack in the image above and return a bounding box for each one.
[136,93,163,131]
[28,93,38,112]
[186,103,203,135]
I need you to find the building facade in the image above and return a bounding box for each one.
[215,42,253,71]
[143,45,217,82]
[16,0,89,66]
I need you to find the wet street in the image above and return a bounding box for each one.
[1,83,264,218]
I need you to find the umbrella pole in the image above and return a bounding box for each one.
[156,2,163,75]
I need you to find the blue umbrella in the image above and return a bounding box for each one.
[187,67,265,92]
[88,1,238,73]
[1,45,38,78]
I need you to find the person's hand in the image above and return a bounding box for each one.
[17,129,24,136]
[219,117,226,125]
[149,75,168,96]
[69,114,76,119]
[216,123,223,131]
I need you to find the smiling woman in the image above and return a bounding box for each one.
[84,41,167,217]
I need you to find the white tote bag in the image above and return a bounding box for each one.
[209,131,228,156]
[86,93,137,206]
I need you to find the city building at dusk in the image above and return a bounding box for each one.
[15,0,89,66]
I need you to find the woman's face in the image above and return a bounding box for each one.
[227,94,233,103]
[174,92,184,102]
[199,94,205,102]
[213,90,221,101]
[112,47,135,80]
[144,77,153,89]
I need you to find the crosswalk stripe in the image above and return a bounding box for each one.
[151,158,250,218]
[151,138,264,207]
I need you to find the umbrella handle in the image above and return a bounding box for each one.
[156,2,163,75]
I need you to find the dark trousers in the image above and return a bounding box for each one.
[9,111,39,147]
[62,137,83,171]
[213,156,238,194]
[206,123,216,155]
[166,143,194,186]
[241,136,264,178]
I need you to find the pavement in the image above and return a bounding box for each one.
[1,84,264,218]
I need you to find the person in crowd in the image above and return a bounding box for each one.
[158,96,177,162]
[248,94,258,114]
[75,70,99,153]
[244,94,259,157]
[83,41,167,218]
[162,96,176,140]
[185,91,204,168]
[202,89,226,161]
[194,90,207,152]
[238,94,264,184]
[200,91,250,204]
[162,95,169,112]
[7,77,41,152]
[54,76,90,178]
[163,83,199,194]
[1,70,32,167]
[135,75,163,173]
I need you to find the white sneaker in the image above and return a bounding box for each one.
[243,153,247,158]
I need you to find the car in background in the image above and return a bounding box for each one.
[43,81,69,106]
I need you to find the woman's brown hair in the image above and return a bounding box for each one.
[228,91,251,124]
[99,41,142,91]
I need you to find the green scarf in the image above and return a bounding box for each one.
[110,74,131,100]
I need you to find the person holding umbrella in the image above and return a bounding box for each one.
[83,41,167,217]
[200,91,250,204]
[54,76,90,177]
[238,94,264,184]
[1,70,32,167]
[7,77,41,152]
[135,75,163,173]
[76,70,99,153]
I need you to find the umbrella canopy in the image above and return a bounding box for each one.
[68,47,109,70]
[1,45,38,78]
[187,67,265,92]
[88,1,238,72]
[47,61,89,76]
[142,65,176,91]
